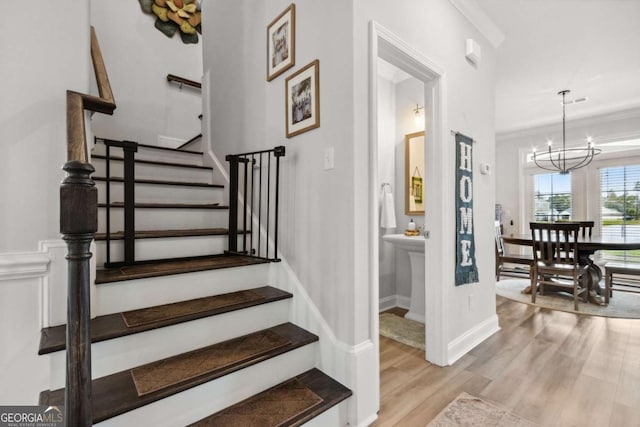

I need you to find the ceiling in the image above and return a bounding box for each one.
[475,0,640,134]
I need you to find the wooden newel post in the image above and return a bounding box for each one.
[60,160,97,427]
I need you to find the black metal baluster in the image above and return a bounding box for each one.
[266,154,271,259]
[122,141,138,264]
[105,141,111,266]
[242,155,249,254]
[274,146,285,261]
[250,154,255,255]
[258,153,263,258]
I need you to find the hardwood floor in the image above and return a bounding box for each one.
[374,296,640,426]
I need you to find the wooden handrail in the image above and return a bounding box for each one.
[61,26,116,427]
[66,27,116,163]
[167,73,202,89]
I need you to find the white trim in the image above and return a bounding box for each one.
[0,250,51,281]
[370,20,449,370]
[447,314,500,364]
[448,0,505,48]
[378,294,410,312]
[497,105,640,142]
[358,413,379,427]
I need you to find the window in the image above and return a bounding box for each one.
[533,173,572,222]
[600,165,640,261]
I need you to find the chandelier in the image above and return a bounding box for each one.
[531,90,601,174]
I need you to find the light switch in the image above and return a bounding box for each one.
[324,147,335,170]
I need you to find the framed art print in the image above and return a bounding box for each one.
[267,4,295,81]
[285,60,320,138]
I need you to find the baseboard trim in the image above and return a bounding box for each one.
[378,294,410,312]
[447,314,500,365]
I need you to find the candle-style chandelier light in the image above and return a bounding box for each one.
[531,90,601,174]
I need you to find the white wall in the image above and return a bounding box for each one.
[90,0,203,146]
[377,76,397,301]
[0,2,92,403]
[496,107,640,235]
[202,0,357,344]
[0,2,91,253]
[354,0,499,353]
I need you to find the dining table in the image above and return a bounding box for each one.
[502,233,640,305]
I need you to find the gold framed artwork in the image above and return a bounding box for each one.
[285,60,320,138]
[267,4,295,81]
[405,131,425,214]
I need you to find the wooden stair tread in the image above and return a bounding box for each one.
[98,202,228,209]
[93,176,223,188]
[95,254,269,284]
[39,323,318,424]
[94,228,249,240]
[189,368,352,427]
[92,154,213,170]
[38,286,291,355]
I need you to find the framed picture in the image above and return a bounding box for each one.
[285,60,320,138]
[267,4,295,81]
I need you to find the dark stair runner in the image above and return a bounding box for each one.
[39,324,319,424]
[188,368,352,427]
[39,286,291,354]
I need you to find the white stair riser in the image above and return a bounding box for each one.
[98,208,228,233]
[94,263,275,315]
[93,144,204,166]
[94,344,317,427]
[47,299,291,389]
[94,235,250,265]
[96,181,223,205]
[93,160,213,184]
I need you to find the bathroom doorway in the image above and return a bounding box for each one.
[369,21,448,374]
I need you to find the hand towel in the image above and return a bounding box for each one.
[380,186,397,229]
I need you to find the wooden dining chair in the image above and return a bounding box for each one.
[530,222,588,310]
[495,221,533,281]
[554,220,594,238]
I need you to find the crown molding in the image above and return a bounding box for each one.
[448,0,505,48]
[497,105,640,143]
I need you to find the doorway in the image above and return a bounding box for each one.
[369,21,448,376]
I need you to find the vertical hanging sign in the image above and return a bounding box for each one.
[455,133,479,285]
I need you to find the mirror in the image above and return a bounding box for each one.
[405,131,425,214]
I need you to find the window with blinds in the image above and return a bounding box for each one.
[533,173,572,222]
[600,165,640,261]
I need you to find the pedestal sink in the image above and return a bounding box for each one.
[381,234,425,323]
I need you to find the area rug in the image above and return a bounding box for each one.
[427,392,538,427]
[379,312,425,350]
[496,278,640,319]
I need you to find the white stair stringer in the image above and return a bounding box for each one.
[93,142,205,166]
[96,181,223,205]
[94,343,317,427]
[46,298,291,390]
[93,262,276,315]
[98,208,228,233]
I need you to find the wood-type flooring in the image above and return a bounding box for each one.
[374,296,640,426]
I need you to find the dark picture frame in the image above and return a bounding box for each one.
[267,4,296,81]
[285,60,320,138]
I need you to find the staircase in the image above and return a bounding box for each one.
[40,140,351,426]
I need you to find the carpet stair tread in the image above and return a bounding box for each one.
[95,254,270,284]
[38,323,318,424]
[95,228,249,240]
[38,286,291,355]
[188,368,352,427]
[93,176,223,188]
[92,154,213,170]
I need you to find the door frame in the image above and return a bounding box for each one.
[369,21,449,368]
